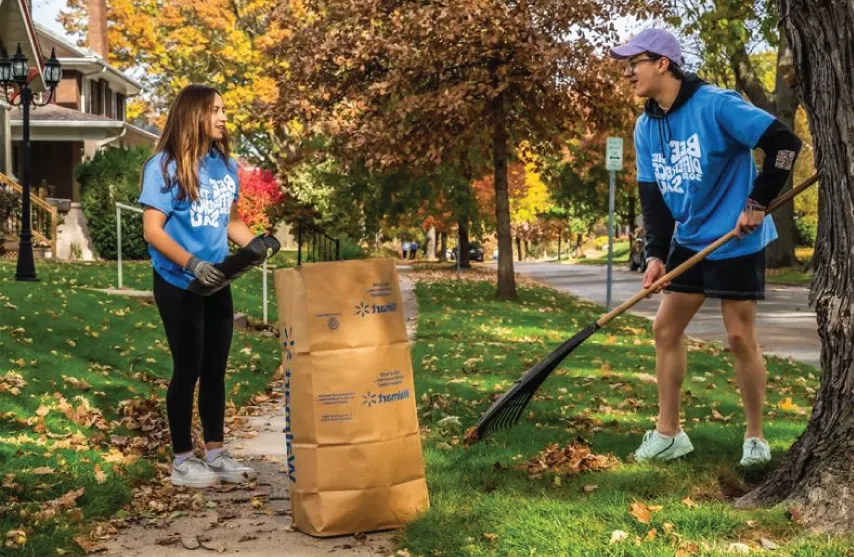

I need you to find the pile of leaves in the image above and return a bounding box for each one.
[521,442,619,478]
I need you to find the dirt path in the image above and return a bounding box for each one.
[100,270,418,557]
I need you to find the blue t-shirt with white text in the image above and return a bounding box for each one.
[634,85,776,259]
[138,150,239,289]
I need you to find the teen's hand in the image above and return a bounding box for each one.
[643,257,669,295]
[186,256,225,287]
[735,200,765,238]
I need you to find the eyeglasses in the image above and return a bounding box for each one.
[625,58,658,75]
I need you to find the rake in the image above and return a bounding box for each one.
[465,173,819,445]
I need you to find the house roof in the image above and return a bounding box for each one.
[0,0,45,92]
[11,103,121,123]
[34,24,143,96]
[10,103,158,145]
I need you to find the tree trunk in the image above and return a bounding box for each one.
[765,31,801,268]
[515,236,522,261]
[737,0,854,532]
[458,218,471,269]
[491,85,518,300]
[557,234,562,261]
[439,232,447,262]
[426,226,437,260]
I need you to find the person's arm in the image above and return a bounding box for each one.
[639,181,675,263]
[142,208,193,268]
[747,119,803,207]
[143,208,225,286]
[715,92,802,236]
[227,205,255,248]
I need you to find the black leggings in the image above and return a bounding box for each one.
[153,271,234,454]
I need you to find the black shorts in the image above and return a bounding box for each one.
[664,243,766,301]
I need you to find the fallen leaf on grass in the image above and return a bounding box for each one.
[629,502,652,524]
[0,371,27,395]
[777,397,800,412]
[33,488,85,522]
[4,530,27,549]
[609,530,628,544]
[727,542,750,553]
[94,465,107,484]
[32,467,55,475]
[482,532,499,543]
[522,443,619,478]
[646,528,657,541]
[760,538,779,550]
[582,484,599,493]
[682,497,697,508]
[62,376,91,391]
[73,536,106,554]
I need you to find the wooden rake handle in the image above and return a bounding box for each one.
[596,173,820,328]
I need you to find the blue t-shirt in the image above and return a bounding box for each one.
[138,150,240,289]
[635,85,776,259]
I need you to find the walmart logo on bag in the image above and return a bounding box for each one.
[355,300,398,318]
[362,389,410,407]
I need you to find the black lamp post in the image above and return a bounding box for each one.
[0,45,61,281]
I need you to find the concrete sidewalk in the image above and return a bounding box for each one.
[513,262,820,367]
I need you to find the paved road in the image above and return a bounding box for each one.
[513,262,821,367]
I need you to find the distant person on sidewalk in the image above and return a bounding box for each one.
[139,84,266,488]
[611,29,802,465]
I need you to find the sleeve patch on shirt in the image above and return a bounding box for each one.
[775,150,796,170]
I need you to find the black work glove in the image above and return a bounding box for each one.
[247,234,281,260]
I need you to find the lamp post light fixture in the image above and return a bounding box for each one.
[0,45,62,281]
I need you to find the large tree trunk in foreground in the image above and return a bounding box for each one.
[737,0,854,532]
[491,86,518,300]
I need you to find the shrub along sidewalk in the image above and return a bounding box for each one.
[0,260,283,556]
[401,268,849,555]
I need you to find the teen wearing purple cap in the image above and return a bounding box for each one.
[610,29,802,465]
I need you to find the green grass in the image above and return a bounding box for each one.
[766,267,814,287]
[0,257,290,556]
[401,273,850,556]
[571,241,631,265]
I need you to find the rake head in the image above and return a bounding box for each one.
[465,323,600,445]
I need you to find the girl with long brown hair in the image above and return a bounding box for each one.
[139,84,264,487]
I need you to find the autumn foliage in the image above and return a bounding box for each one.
[237,167,285,234]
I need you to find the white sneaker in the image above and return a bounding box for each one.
[206,450,258,483]
[635,430,695,461]
[170,456,220,488]
[739,437,771,466]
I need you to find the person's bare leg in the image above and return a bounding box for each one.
[653,292,706,436]
[721,299,765,440]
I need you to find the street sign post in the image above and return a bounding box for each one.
[605,137,623,310]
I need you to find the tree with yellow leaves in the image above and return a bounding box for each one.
[59,0,287,169]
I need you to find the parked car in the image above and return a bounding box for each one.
[449,242,485,262]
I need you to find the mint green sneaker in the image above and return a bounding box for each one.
[634,430,694,461]
[739,437,771,466]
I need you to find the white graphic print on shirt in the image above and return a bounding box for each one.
[652,133,704,195]
[190,174,237,228]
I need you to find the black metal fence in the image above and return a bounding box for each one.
[297,222,340,265]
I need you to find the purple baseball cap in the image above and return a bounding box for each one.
[610,28,684,67]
